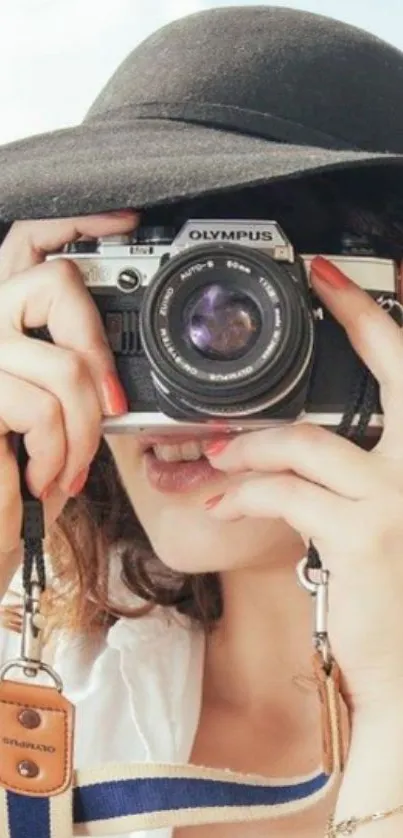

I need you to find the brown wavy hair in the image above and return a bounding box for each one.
[39,167,403,633]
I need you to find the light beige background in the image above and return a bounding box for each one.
[0,0,401,144]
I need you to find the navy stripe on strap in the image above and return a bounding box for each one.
[73,772,329,823]
[7,793,50,838]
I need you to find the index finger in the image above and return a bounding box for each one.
[0,210,139,281]
[310,256,403,449]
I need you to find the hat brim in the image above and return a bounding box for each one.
[0,118,402,221]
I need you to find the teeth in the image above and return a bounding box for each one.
[153,444,182,462]
[152,441,204,462]
[181,441,204,461]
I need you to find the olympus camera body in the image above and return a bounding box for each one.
[57,220,400,433]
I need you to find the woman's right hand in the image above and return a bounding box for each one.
[0,210,139,584]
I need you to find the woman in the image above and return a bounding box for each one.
[1,6,403,838]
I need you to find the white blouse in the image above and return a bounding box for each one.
[0,568,206,838]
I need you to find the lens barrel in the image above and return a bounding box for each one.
[140,243,314,418]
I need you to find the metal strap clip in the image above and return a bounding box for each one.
[296,556,332,671]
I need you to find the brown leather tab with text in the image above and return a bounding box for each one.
[0,679,74,796]
[312,652,349,776]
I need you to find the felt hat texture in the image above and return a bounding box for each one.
[1,5,403,221]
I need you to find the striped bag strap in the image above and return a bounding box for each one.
[0,759,340,837]
[0,644,347,838]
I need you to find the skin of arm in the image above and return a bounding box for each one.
[330,696,403,836]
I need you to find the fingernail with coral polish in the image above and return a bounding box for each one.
[205,493,224,510]
[101,372,128,416]
[310,256,351,290]
[204,438,230,457]
[67,468,89,498]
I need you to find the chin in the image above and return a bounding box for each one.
[106,432,303,575]
[143,504,297,575]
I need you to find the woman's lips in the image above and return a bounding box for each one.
[141,431,236,494]
[143,450,221,494]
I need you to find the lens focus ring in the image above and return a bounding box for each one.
[140,242,314,417]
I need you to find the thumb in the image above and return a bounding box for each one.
[0,210,140,281]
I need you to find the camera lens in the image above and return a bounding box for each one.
[140,242,314,418]
[183,284,260,361]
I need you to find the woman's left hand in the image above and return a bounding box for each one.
[204,256,403,716]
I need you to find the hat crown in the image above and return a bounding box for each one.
[87,6,403,154]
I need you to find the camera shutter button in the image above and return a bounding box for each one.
[117,269,141,293]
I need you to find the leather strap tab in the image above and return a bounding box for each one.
[312,652,348,776]
[0,679,74,796]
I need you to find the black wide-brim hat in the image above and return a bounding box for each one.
[1,5,403,221]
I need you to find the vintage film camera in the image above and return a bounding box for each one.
[57,220,400,434]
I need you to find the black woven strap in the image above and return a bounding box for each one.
[307,367,377,571]
[17,438,46,594]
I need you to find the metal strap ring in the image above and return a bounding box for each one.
[0,658,63,692]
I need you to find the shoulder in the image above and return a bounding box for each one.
[55,605,205,766]
[0,558,205,766]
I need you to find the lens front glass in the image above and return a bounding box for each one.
[140,242,314,418]
[183,283,261,361]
